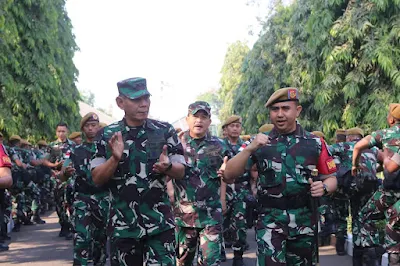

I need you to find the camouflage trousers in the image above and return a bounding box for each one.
[73,192,109,266]
[230,188,248,255]
[12,192,27,224]
[110,229,175,266]
[55,181,69,227]
[332,193,350,239]
[4,190,12,224]
[256,208,317,266]
[354,188,400,253]
[318,195,335,237]
[176,225,222,266]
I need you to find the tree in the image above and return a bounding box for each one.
[219,41,250,124]
[80,90,95,107]
[0,0,80,141]
[232,0,400,137]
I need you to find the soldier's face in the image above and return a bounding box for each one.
[56,126,68,141]
[186,111,211,138]
[226,123,242,138]
[73,137,82,145]
[117,95,150,123]
[83,121,99,140]
[269,101,302,134]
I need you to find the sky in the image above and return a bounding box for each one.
[65,0,264,123]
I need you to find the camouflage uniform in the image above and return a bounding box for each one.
[91,118,185,266]
[355,125,400,256]
[65,141,108,266]
[48,139,75,235]
[241,124,337,265]
[223,138,250,257]
[174,131,230,266]
[330,141,380,254]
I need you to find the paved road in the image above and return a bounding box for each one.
[0,212,352,265]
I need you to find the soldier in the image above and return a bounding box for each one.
[352,103,400,265]
[91,77,186,265]
[0,142,12,252]
[329,128,350,255]
[70,132,83,145]
[221,115,249,266]
[224,87,337,265]
[44,122,75,240]
[61,112,108,266]
[312,131,335,247]
[173,101,230,266]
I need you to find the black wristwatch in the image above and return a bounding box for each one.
[323,184,329,195]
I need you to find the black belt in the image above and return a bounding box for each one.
[259,194,311,210]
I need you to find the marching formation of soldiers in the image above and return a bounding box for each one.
[0,77,399,266]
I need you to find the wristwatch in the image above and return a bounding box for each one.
[323,184,329,195]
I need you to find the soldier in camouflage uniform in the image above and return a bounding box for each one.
[173,101,230,266]
[61,113,108,266]
[91,77,186,266]
[352,103,400,265]
[44,122,75,240]
[221,115,249,266]
[225,88,338,266]
[329,127,380,264]
[328,128,351,255]
[70,132,83,145]
[0,142,13,252]
[34,140,53,213]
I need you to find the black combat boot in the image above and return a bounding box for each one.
[32,210,46,224]
[12,222,21,232]
[232,247,246,266]
[64,224,73,240]
[389,253,399,266]
[0,243,9,252]
[0,222,11,241]
[220,248,227,262]
[59,224,67,237]
[363,247,378,266]
[352,246,363,266]
[335,236,346,256]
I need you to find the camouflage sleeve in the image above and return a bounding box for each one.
[90,128,108,170]
[317,138,337,180]
[328,143,345,156]
[166,124,186,165]
[369,129,384,149]
[238,138,257,170]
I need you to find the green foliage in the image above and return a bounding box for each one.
[80,89,95,107]
[230,0,400,137]
[0,0,80,141]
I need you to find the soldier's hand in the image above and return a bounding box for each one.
[109,132,124,161]
[64,166,75,177]
[308,178,324,197]
[247,134,270,152]
[351,166,359,177]
[153,145,171,174]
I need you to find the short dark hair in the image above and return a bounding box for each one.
[56,122,69,129]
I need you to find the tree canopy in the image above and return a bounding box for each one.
[0,0,80,141]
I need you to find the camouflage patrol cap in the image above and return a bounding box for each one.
[37,140,48,146]
[265,87,299,108]
[222,115,242,128]
[80,112,99,129]
[346,127,364,137]
[69,132,82,140]
[312,131,325,138]
[9,135,21,141]
[259,123,274,133]
[389,103,400,120]
[117,77,151,100]
[188,101,211,116]
[99,122,107,129]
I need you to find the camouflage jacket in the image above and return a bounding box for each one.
[7,146,23,169]
[91,118,185,239]
[64,141,106,195]
[173,131,231,228]
[241,124,336,202]
[47,139,75,163]
[329,141,378,180]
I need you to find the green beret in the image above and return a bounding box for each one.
[9,135,21,141]
[69,132,82,140]
[311,131,325,138]
[346,127,364,137]
[117,77,151,100]
[265,87,299,108]
[259,124,274,133]
[389,103,400,120]
[188,101,211,116]
[222,115,242,128]
[80,112,99,129]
